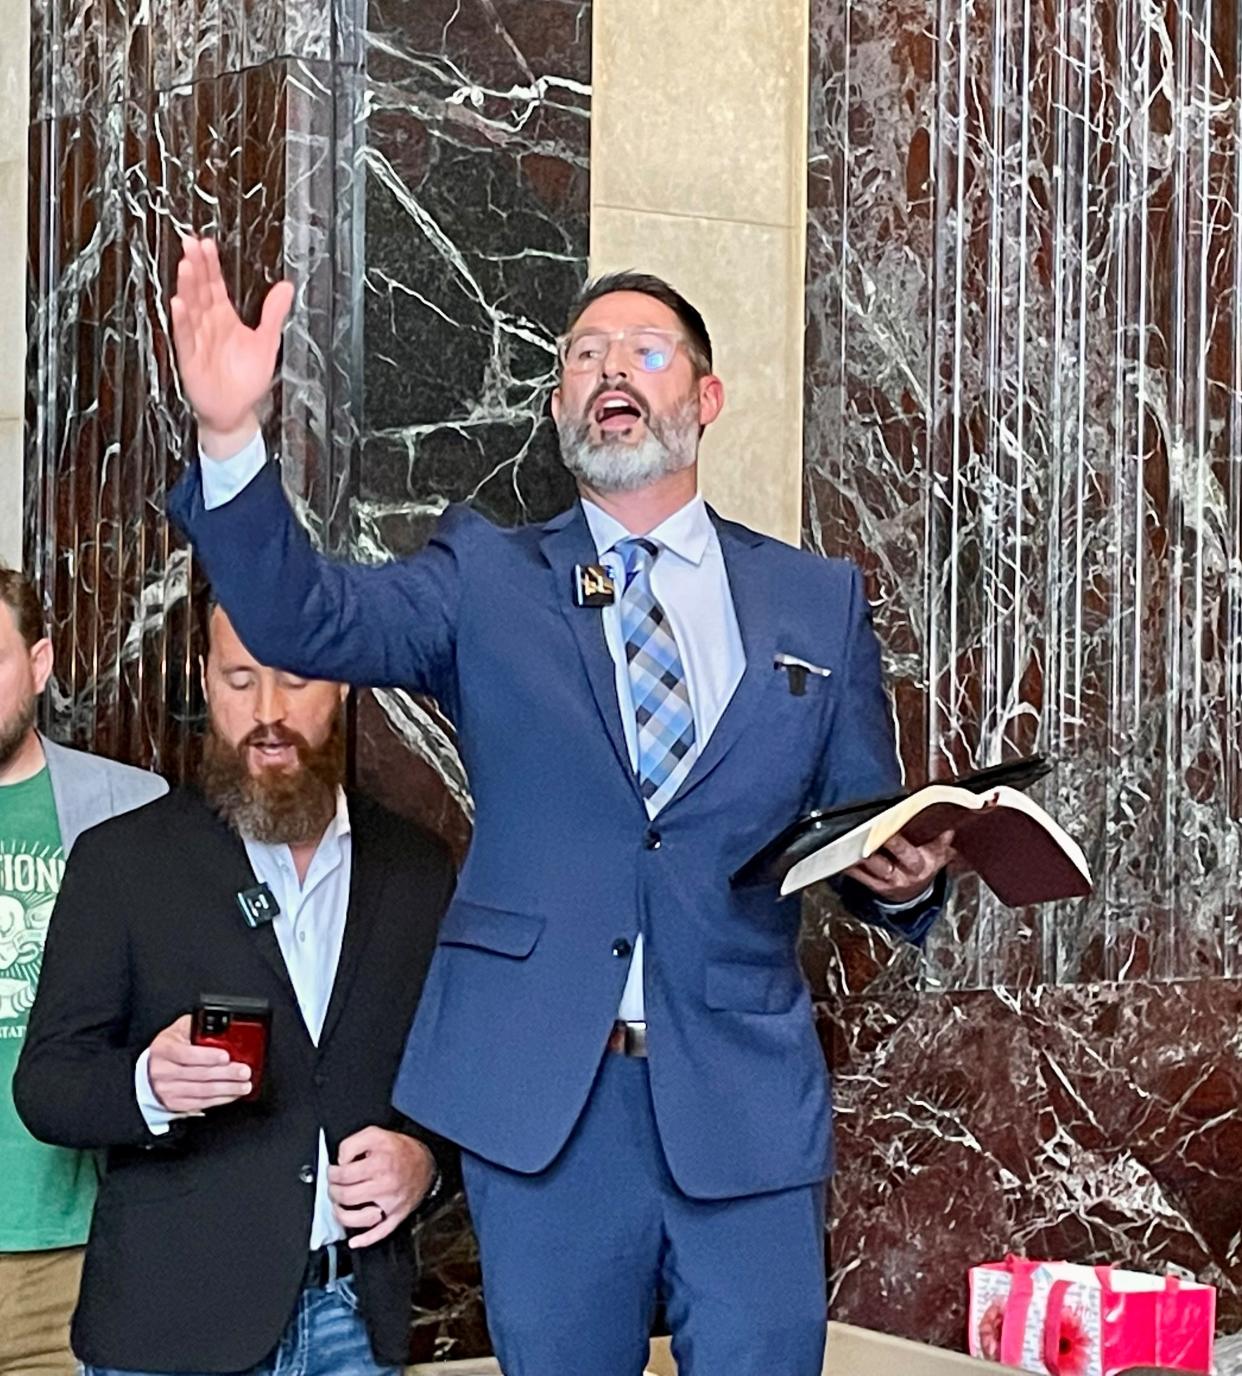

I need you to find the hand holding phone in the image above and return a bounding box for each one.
[189,996,271,1103]
[146,1012,255,1115]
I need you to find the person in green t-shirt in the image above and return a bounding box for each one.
[0,568,166,1375]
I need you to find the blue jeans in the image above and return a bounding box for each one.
[81,1276,398,1376]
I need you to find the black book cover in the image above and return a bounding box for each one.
[730,756,1053,888]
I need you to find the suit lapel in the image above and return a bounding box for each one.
[539,505,642,802]
[161,793,318,1051]
[213,829,303,1018]
[319,799,385,1048]
[185,803,308,1042]
[665,514,780,808]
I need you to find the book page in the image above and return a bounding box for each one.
[782,784,1092,904]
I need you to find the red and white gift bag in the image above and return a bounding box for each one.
[968,1258,1214,1374]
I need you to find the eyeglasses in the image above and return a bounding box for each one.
[556,327,685,375]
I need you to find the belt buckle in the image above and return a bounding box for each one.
[608,1020,648,1058]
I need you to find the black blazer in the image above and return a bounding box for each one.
[14,787,454,1371]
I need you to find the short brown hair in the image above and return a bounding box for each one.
[0,568,45,648]
[563,271,714,374]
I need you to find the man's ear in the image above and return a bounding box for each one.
[697,374,725,429]
[550,385,562,424]
[30,638,53,696]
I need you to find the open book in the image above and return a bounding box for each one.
[778,783,1092,906]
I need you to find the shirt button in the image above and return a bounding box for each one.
[612,938,632,959]
[644,830,662,850]
[298,1164,315,1185]
[297,930,307,943]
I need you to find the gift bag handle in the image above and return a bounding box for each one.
[1041,1267,1180,1372]
[1092,1264,1181,1294]
[1042,1278,1073,1375]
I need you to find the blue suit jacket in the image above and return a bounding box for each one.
[170,461,941,1201]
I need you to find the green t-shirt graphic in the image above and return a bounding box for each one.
[0,765,97,1250]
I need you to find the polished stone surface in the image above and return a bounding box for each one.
[806,0,1242,1348]
[24,0,590,1357]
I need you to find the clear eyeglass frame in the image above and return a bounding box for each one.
[556,327,686,375]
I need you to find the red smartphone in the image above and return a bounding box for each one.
[190,995,271,1101]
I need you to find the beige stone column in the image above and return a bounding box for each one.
[0,0,28,569]
[589,0,808,546]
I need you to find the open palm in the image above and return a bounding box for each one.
[170,236,294,441]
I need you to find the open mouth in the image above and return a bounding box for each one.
[248,739,299,768]
[592,392,645,432]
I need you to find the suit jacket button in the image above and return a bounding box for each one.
[298,1164,315,1185]
[644,830,662,850]
[612,938,632,959]
[312,1071,327,1088]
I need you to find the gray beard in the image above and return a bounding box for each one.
[558,396,699,494]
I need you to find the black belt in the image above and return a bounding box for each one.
[304,1240,353,1288]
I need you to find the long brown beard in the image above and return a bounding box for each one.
[201,715,345,845]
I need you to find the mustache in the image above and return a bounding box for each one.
[241,724,308,752]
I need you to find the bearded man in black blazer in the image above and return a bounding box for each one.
[14,604,455,1376]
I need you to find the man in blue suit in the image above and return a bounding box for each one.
[166,237,955,1376]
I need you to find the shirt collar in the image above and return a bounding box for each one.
[580,493,714,568]
[328,787,351,842]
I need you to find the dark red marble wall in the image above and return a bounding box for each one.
[806,0,1242,1348]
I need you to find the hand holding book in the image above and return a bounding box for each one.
[843,828,957,905]
[733,756,1093,908]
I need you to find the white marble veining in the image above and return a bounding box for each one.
[806,0,1242,992]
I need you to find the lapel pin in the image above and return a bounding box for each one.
[573,563,616,607]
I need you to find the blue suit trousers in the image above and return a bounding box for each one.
[463,1052,827,1376]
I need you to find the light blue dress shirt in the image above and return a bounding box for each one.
[581,496,745,1019]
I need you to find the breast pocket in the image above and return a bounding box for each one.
[767,656,835,730]
[754,660,836,808]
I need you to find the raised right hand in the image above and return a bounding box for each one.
[146,1014,252,1113]
[169,236,294,458]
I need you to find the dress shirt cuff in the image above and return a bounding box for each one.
[199,431,268,510]
[872,883,935,915]
[134,1047,184,1136]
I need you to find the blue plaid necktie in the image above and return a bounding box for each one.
[615,537,697,812]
